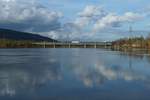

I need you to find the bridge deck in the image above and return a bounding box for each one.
[32,42,112,48]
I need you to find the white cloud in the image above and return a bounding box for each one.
[0,1,145,41]
[122,12,143,22]
[74,5,107,28]
[74,17,91,28]
[0,0,62,32]
[46,5,144,41]
[78,5,107,18]
[93,12,143,32]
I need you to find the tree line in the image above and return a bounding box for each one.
[0,39,41,48]
[112,36,150,50]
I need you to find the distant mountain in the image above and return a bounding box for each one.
[0,28,57,42]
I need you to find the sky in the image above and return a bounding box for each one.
[0,0,150,41]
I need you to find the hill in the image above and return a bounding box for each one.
[0,28,56,42]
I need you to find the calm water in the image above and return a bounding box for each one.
[0,48,150,100]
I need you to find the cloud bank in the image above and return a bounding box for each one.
[50,5,144,41]
[93,12,143,32]
[0,0,145,41]
[0,0,62,32]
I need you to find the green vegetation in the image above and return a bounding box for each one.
[0,39,39,48]
[112,36,150,50]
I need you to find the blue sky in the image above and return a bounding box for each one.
[41,0,149,28]
[0,0,150,41]
[41,0,150,41]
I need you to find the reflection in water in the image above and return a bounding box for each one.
[0,49,150,99]
[0,62,62,96]
[71,61,149,87]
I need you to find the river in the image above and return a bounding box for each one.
[0,48,150,100]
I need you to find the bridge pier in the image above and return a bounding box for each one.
[105,43,107,48]
[94,43,97,48]
[43,41,46,48]
[53,43,55,48]
[84,44,86,48]
[69,43,71,48]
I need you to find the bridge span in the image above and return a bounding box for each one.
[33,42,112,48]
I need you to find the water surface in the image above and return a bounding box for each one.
[0,48,150,100]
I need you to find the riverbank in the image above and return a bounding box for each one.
[1,37,150,50]
[0,39,39,48]
[112,37,150,50]
[0,39,112,48]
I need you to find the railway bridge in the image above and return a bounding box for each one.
[33,42,112,48]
